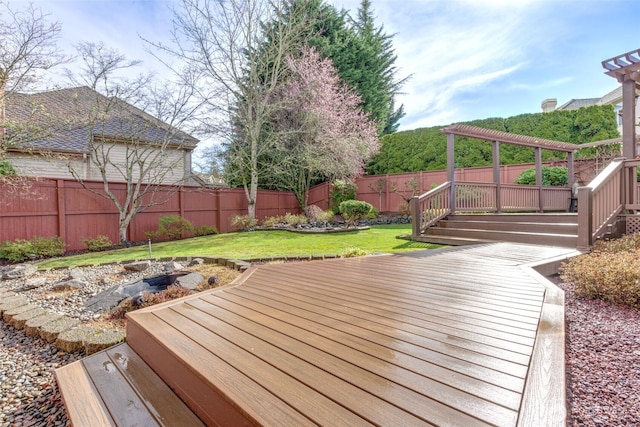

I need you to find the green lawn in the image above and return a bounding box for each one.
[38,225,441,269]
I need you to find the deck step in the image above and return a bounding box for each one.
[55,343,204,427]
[417,213,579,248]
[439,220,578,234]
[423,228,577,247]
[448,213,578,224]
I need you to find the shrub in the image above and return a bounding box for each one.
[342,247,370,258]
[30,236,65,258]
[261,215,285,227]
[515,166,568,186]
[593,232,640,253]
[560,234,640,308]
[157,215,194,239]
[365,206,379,220]
[82,235,113,252]
[339,200,374,226]
[329,179,358,213]
[397,201,411,216]
[0,240,33,262]
[231,214,258,231]
[284,212,308,226]
[0,160,16,176]
[316,210,335,223]
[193,224,218,236]
[0,235,65,262]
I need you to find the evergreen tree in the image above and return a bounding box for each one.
[350,0,407,135]
[260,0,406,135]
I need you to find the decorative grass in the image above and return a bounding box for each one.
[38,225,440,269]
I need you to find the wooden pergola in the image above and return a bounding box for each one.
[439,124,621,212]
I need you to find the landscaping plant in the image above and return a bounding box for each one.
[0,236,65,262]
[560,233,640,307]
[339,200,375,226]
[82,235,114,252]
[231,214,258,231]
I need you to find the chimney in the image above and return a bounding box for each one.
[541,98,557,113]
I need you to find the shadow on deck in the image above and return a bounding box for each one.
[56,243,578,426]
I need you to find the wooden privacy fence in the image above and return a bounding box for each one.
[0,160,598,251]
[0,179,301,251]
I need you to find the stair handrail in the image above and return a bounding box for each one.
[577,157,626,250]
[410,181,452,237]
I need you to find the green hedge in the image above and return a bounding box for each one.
[367,105,619,175]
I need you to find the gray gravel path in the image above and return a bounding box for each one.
[0,321,81,427]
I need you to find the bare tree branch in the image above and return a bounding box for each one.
[65,42,198,243]
[146,0,308,218]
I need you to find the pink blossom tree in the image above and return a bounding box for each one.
[269,47,379,208]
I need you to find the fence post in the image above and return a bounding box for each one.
[215,189,222,232]
[179,186,185,218]
[576,186,592,251]
[56,179,66,243]
[410,197,420,238]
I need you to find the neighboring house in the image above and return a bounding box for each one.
[541,86,640,137]
[2,86,199,185]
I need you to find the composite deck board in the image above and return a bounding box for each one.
[55,343,204,427]
[230,276,537,337]
[120,242,574,426]
[193,294,523,409]
[270,262,545,309]
[226,282,534,366]
[259,266,545,327]
[236,275,537,355]
[223,285,531,379]
[243,273,540,350]
[169,299,512,426]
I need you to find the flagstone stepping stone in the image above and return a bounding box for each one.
[24,312,64,337]
[40,316,81,343]
[9,307,47,329]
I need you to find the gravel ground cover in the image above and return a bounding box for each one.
[561,280,640,426]
[2,266,639,426]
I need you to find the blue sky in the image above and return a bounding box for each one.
[28,0,640,133]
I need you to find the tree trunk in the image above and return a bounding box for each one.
[119,213,129,244]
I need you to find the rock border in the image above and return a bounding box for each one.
[0,254,344,355]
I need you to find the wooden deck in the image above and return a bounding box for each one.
[57,243,577,426]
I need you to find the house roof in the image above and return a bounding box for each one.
[4,86,199,154]
[556,98,600,111]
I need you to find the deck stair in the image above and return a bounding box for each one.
[415,213,579,247]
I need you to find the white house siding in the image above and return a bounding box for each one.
[7,152,86,180]
[7,143,191,185]
[87,142,190,185]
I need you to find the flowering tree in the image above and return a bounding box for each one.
[268,47,379,208]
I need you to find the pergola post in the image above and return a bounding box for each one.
[535,147,543,212]
[492,140,501,213]
[602,49,640,208]
[447,133,455,211]
[622,78,638,159]
[567,151,575,187]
